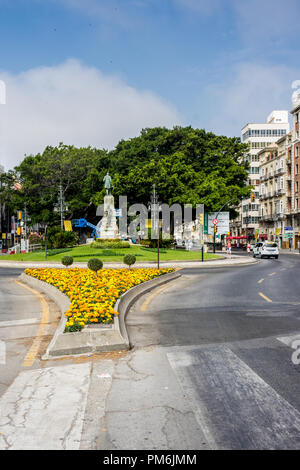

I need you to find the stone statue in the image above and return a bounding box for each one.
[103,171,113,195]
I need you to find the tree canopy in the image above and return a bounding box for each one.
[0,126,250,230]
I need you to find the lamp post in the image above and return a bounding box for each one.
[54,183,68,230]
[148,184,161,269]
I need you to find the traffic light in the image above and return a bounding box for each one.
[251,193,255,202]
[214,225,217,233]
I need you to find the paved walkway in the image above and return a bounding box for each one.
[0,254,257,269]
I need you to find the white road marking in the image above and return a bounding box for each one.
[258,278,264,284]
[0,340,5,365]
[168,346,300,449]
[268,272,276,276]
[0,362,91,450]
[0,318,40,328]
[277,333,300,348]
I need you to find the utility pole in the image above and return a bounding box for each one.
[54,183,68,230]
[149,184,161,269]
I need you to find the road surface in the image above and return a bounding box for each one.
[1,256,300,450]
[101,253,300,450]
[0,268,60,398]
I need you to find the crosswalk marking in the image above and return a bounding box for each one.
[168,346,300,449]
[277,333,300,347]
[0,340,5,365]
[0,318,40,328]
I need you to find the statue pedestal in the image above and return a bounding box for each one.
[99,195,119,239]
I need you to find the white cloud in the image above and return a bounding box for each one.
[0,59,181,169]
[203,63,300,137]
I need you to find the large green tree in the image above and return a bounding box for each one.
[11,143,110,224]
[1,127,250,228]
[97,126,251,213]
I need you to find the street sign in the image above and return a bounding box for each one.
[212,219,218,225]
[208,212,229,235]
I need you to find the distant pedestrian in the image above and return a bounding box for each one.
[247,243,251,255]
[227,241,232,258]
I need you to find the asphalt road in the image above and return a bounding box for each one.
[1,258,299,450]
[0,268,60,398]
[118,253,300,450]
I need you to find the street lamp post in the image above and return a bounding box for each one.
[54,183,68,230]
[148,184,161,269]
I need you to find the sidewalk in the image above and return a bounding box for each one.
[280,248,300,255]
[0,254,258,269]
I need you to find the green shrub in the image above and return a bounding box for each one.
[91,241,130,249]
[44,225,78,249]
[94,238,121,243]
[123,254,136,269]
[141,236,174,249]
[61,255,74,267]
[88,258,103,275]
[91,238,130,249]
[140,239,151,247]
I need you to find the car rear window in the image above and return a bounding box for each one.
[266,243,277,247]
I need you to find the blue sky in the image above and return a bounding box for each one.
[0,0,300,168]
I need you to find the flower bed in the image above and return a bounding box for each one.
[25,267,173,332]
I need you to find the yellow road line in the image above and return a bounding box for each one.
[259,292,272,303]
[15,281,50,367]
[258,278,264,284]
[141,282,176,312]
[268,272,276,276]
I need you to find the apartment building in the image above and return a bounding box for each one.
[289,102,300,248]
[231,110,290,239]
[258,133,292,248]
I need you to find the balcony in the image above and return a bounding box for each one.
[275,167,284,176]
[260,214,273,222]
[268,172,274,179]
[275,188,285,196]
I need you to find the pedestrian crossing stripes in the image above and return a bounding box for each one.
[167,345,300,449]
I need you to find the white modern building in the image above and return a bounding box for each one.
[232,111,290,238]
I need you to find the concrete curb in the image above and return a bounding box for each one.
[20,270,181,358]
[19,273,70,358]
[115,270,182,347]
[1,255,258,269]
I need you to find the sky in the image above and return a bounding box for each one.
[0,0,300,169]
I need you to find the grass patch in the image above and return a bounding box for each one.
[0,244,221,262]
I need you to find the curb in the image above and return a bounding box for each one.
[115,270,181,347]
[1,255,258,269]
[20,270,181,359]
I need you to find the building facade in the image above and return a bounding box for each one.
[258,133,292,247]
[231,110,290,239]
[289,103,300,248]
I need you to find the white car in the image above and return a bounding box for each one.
[253,241,279,259]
